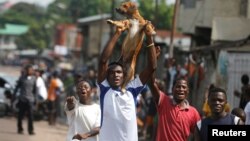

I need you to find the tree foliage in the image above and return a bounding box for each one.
[0,3,49,49]
[0,0,173,50]
[138,0,174,30]
[47,0,111,23]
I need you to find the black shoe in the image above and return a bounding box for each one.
[18,130,24,134]
[29,131,35,135]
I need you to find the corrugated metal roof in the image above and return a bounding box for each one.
[78,14,111,24]
[0,24,29,35]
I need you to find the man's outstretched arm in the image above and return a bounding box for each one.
[148,46,161,104]
[97,28,123,83]
[139,29,157,85]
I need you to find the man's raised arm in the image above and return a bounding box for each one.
[97,28,123,83]
[139,28,157,85]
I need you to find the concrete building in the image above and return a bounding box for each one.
[177,0,250,110]
[154,30,191,52]
[77,14,111,69]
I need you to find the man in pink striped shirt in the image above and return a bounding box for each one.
[149,66,200,141]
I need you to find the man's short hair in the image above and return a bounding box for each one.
[173,78,188,87]
[108,61,124,68]
[25,64,33,70]
[107,61,125,77]
[77,79,93,88]
[208,87,227,98]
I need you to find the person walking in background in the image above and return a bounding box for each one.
[34,68,48,119]
[97,25,157,141]
[65,80,100,141]
[194,87,244,141]
[86,69,99,103]
[35,68,48,102]
[13,64,36,135]
[54,71,65,119]
[243,85,250,125]
[141,85,158,140]
[165,58,177,96]
[47,71,62,125]
[231,107,246,124]
[234,74,250,109]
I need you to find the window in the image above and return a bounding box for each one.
[181,0,196,9]
[240,0,248,17]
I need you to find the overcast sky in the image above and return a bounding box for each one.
[9,0,175,7]
[167,0,175,4]
[10,0,55,7]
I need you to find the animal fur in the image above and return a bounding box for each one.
[107,1,156,92]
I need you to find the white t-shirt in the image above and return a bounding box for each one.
[36,76,48,101]
[244,101,250,125]
[98,76,144,141]
[65,100,101,141]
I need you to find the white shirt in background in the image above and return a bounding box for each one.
[36,76,48,101]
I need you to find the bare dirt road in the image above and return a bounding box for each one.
[0,117,68,141]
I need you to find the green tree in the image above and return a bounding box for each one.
[69,0,111,22]
[46,0,71,24]
[47,0,111,23]
[0,3,50,50]
[138,0,174,30]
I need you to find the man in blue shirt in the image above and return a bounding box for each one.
[97,25,157,141]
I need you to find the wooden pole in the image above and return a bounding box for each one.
[110,0,115,38]
[169,0,180,58]
[154,0,159,25]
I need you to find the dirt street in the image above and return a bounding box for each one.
[0,117,68,141]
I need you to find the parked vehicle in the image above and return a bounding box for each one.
[0,73,18,117]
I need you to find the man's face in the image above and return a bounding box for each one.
[27,67,34,76]
[173,80,189,102]
[208,92,227,115]
[107,65,124,88]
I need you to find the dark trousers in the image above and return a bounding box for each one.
[47,100,57,125]
[17,100,34,133]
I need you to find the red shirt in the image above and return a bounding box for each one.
[156,91,200,141]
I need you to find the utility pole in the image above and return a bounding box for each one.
[154,0,159,25]
[110,0,115,38]
[98,0,104,57]
[169,0,180,58]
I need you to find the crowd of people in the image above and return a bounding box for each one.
[6,21,250,141]
[5,60,94,131]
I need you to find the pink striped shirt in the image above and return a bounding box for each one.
[156,91,200,141]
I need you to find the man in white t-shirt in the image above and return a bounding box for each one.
[35,69,48,101]
[97,25,157,141]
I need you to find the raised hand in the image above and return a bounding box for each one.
[144,20,156,36]
[72,133,89,140]
[66,96,75,110]
[155,46,161,59]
